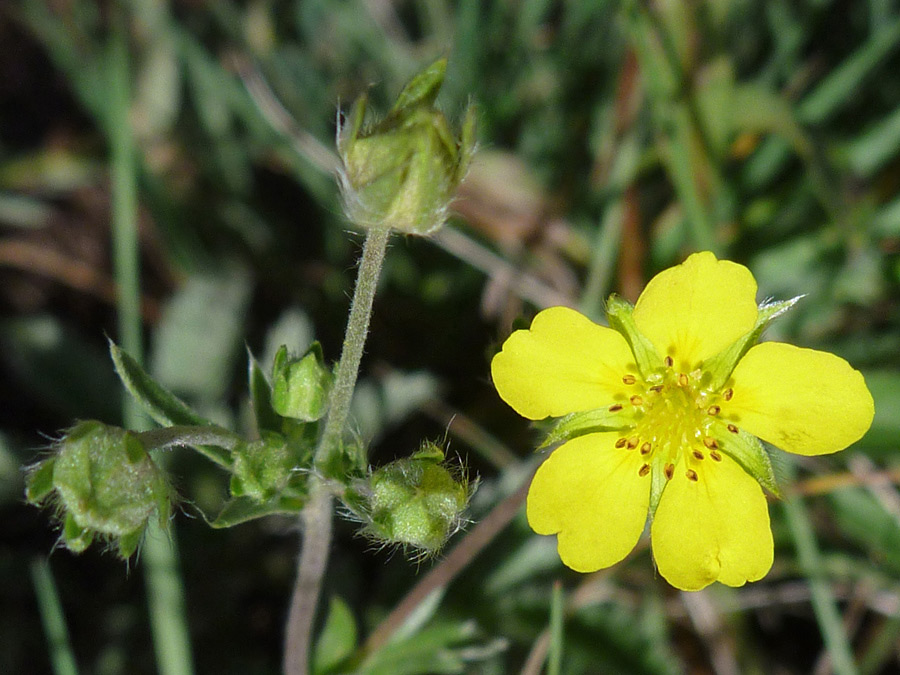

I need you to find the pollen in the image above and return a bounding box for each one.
[638,463,651,477]
[664,355,674,367]
[703,437,718,450]
[640,442,652,455]
[710,450,722,461]
[609,403,623,412]
[707,405,720,415]
[622,374,636,385]
[686,469,699,482]
[630,395,644,406]
[626,436,640,449]
[727,424,739,434]
[678,373,689,387]
[615,437,627,448]
[664,463,675,480]
[723,388,733,400]
[692,450,704,460]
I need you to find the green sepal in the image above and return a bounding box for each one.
[25,458,56,504]
[456,102,478,183]
[272,343,334,422]
[389,58,446,115]
[540,408,635,449]
[648,452,669,520]
[248,349,281,434]
[605,294,663,379]
[210,495,306,529]
[704,296,803,391]
[317,438,368,483]
[711,421,781,497]
[117,529,143,559]
[110,340,212,427]
[63,512,93,553]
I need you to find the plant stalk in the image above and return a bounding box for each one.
[283,225,391,675]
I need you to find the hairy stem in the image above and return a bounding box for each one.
[138,425,244,453]
[283,225,391,675]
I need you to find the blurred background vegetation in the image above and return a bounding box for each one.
[2,0,900,673]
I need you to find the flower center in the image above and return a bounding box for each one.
[615,356,733,481]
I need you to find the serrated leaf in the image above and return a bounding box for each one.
[711,422,780,497]
[541,408,634,449]
[605,294,662,379]
[110,340,212,427]
[209,495,305,528]
[313,596,358,674]
[704,296,803,391]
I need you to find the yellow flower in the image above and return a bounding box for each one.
[491,251,874,591]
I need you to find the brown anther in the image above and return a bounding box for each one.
[630,395,644,406]
[664,463,675,480]
[622,374,636,385]
[664,355,674,367]
[692,450,705,460]
[723,388,733,401]
[703,437,718,450]
[626,436,639,449]
[650,385,664,393]
[640,442,652,455]
[710,450,722,462]
[727,424,739,434]
[678,373,689,387]
[615,437,627,449]
[707,405,720,415]
[638,464,651,477]
[609,403,623,412]
[686,469,699,482]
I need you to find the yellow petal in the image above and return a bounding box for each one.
[527,432,649,572]
[491,306,635,420]
[727,341,874,456]
[633,251,758,368]
[651,453,773,591]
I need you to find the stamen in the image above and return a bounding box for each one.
[703,437,718,450]
[626,436,639,449]
[640,442,652,455]
[723,388,733,401]
[622,374,636,385]
[710,450,722,461]
[707,405,720,415]
[609,403,623,412]
[678,373,689,387]
[649,385,664,393]
[638,464,651,477]
[664,355,674,368]
[664,463,674,480]
[615,437,627,449]
[692,450,705,460]
[686,469,699,482]
[727,424,739,434]
[630,395,644,406]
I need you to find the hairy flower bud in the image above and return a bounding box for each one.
[337,58,476,235]
[272,343,333,421]
[230,431,308,502]
[25,420,173,558]
[354,442,472,555]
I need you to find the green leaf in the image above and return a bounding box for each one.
[540,408,634,449]
[110,340,212,427]
[209,495,305,529]
[313,596,358,674]
[703,296,802,392]
[248,350,281,434]
[605,294,662,379]
[711,422,780,497]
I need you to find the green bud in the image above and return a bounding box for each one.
[356,442,472,555]
[230,431,307,502]
[272,343,333,421]
[337,58,477,235]
[25,421,173,558]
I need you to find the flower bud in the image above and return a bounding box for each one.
[337,58,476,235]
[25,421,173,558]
[356,441,472,555]
[272,343,333,421]
[230,431,308,502]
